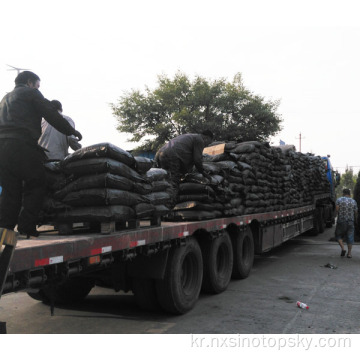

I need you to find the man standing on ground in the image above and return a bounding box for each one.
[39,100,82,161]
[0,71,82,238]
[336,188,358,258]
[155,130,214,207]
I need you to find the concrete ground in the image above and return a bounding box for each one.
[1,226,360,334]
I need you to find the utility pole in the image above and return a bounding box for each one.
[295,132,305,152]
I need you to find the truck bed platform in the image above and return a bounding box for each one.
[10,204,315,274]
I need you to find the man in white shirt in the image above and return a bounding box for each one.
[39,100,81,161]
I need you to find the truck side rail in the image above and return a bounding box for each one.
[11,203,316,272]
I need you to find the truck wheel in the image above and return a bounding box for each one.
[201,232,233,294]
[42,277,95,305]
[156,237,203,314]
[231,227,254,279]
[318,208,325,233]
[326,206,334,228]
[311,209,321,236]
[132,278,159,311]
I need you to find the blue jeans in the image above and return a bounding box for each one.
[335,221,355,244]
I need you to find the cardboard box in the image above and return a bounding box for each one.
[203,143,225,156]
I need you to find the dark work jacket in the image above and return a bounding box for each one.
[156,134,206,174]
[0,84,76,146]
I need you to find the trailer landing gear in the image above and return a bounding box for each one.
[0,228,18,334]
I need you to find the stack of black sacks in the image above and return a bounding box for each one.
[170,141,330,221]
[41,143,172,225]
[41,141,330,225]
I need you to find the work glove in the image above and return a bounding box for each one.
[73,130,82,141]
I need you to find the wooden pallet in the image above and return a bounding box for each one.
[56,215,162,235]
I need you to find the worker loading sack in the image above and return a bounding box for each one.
[40,143,172,225]
[168,141,330,221]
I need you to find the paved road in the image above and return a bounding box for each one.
[1,227,360,334]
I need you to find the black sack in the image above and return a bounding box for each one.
[179,183,215,196]
[178,194,214,204]
[134,203,156,218]
[145,191,172,205]
[145,168,168,182]
[54,173,134,199]
[171,210,222,221]
[135,156,154,174]
[62,143,135,168]
[133,182,153,195]
[154,204,170,216]
[62,157,146,183]
[62,188,148,207]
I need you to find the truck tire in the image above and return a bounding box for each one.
[231,227,254,279]
[41,277,95,305]
[27,290,49,302]
[201,232,233,294]
[132,278,159,311]
[325,206,334,228]
[318,208,325,233]
[311,209,321,236]
[155,237,203,315]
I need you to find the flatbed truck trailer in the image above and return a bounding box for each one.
[0,193,334,321]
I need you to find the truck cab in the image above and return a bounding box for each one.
[322,155,340,203]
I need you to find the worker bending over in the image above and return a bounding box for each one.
[155,130,214,206]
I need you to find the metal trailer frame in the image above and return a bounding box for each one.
[0,194,333,330]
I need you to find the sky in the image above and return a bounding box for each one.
[2,0,360,352]
[1,0,360,174]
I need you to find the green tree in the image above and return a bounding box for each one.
[336,167,357,198]
[111,72,283,151]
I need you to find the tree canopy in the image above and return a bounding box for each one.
[336,167,357,199]
[111,72,283,151]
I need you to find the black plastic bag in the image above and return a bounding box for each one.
[62,157,146,183]
[202,162,221,174]
[62,188,148,207]
[154,204,170,216]
[171,210,222,221]
[134,203,156,218]
[179,183,215,196]
[145,191,172,205]
[215,161,237,170]
[232,143,256,154]
[133,182,153,195]
[135,156,154,174]
[62,143,135,168]
[54,173,134,199]
[151,180,171,192]
[146,168,168,182]
[178,194,214,204]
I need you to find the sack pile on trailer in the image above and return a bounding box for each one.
[40,143,172,225]
[169,141,330,221]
